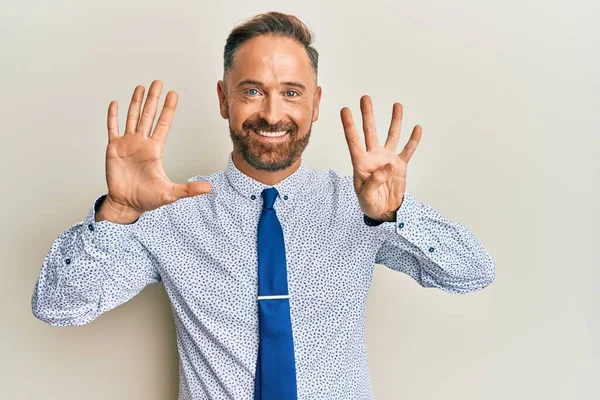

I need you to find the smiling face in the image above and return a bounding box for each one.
[217,34,322,172]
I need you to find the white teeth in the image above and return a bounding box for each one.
[256,130,287,138]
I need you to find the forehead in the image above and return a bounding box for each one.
[228,34,314,87]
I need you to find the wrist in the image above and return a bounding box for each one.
[96,195,142,224]
[363,214,386,226]
[363,202,403,224]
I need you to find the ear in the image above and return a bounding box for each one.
[217,80,229,119]
[312,85,322,122]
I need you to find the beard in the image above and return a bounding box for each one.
[229,113,313,172]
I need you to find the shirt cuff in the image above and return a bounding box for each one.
[368,191,442,261]
[392,191,420,235]
[81,194,136,248]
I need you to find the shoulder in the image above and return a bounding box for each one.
[300,167,359,214]
[303,167,380,240]
[132,169,226,236]
[307,167,355,197]
[180,168,227,208]
[187,168,226,187]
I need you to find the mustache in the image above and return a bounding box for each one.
[242,118,297,134]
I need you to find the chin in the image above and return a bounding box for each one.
[245,152,295,172]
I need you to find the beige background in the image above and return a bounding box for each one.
[1,0,598,399]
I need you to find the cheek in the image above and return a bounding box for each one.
[229,105,253,129]
[290,109,313,131]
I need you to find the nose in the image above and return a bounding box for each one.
[257,95,284,127]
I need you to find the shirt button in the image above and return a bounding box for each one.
[398,222,404,229]
[65,258,71,264]
[251,195,256,200]
[284,195,289,200]
[88,223,94,231]
[428,247,435,252]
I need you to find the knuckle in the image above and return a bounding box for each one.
[141,110,154,119]
[156,118,170,129]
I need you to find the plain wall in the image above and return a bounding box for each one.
[1,0,598,398]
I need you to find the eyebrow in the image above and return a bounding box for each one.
[236,79,307,91]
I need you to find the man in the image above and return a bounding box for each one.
[31,11,495,400]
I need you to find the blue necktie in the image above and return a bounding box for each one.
[254,187,298,400]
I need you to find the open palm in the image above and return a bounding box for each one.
[105,80,211,214]
[340,95,422,221]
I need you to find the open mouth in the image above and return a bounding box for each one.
[252,129,290,139]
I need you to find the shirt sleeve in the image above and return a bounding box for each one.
[31,194,162,326]
[370,190,495,294]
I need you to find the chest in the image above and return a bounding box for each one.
[151,205,377,325]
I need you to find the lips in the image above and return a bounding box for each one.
[252,129,289,139]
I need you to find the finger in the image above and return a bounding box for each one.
[360,95,380,151]
[340,107,365,166]
[107,100,119,142]
[361,163,394,196]
[398,125,423,164]
[384,102,403,150]
[151,90,178,144]
[125,85,145,135]
[137,80,163,136]
[170,181,212,202]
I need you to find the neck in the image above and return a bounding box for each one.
[232,150,301,186]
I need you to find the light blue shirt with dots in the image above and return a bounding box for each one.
[32,151,495,399]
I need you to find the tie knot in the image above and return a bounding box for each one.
[261,187,278,209]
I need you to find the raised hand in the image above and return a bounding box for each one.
[101,80,212,223]
[341,95,422,222]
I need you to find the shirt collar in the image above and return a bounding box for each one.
[224,151,310,205]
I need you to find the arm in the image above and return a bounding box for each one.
[31,194,161,326]
[367,191,495,294]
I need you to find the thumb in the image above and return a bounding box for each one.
[361,163,394,195]
[171,181,212,201]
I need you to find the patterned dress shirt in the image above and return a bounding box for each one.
[32,151,495,399]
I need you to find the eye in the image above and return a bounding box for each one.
[247,88,259,96]
[286,90,298,97]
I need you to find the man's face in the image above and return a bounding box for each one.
[217,34,322,171]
